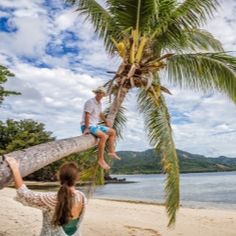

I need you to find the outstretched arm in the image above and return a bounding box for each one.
[6,157,57,209]
[6,157,23,189]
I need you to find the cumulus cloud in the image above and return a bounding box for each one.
[54,10,78,31]
[205,0,236,51]
[165,89,236,157]
[2,62,105,138]
[0,0,50,57]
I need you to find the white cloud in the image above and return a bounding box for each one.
[55,10,78,31]
[0,10,10,18]
[0,0,42,8]
[2,62,106,138]
[167,91,236,157]
[205,0,236,51]
[0,0,51,56]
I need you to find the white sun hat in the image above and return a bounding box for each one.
[92,86,107,96]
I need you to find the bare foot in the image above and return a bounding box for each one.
[98,159,110,170]
[108,152,121,160]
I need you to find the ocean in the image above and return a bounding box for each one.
[91,171,236,209]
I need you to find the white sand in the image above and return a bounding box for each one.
[0,187,236,236]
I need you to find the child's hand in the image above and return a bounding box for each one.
[6,156,20,170]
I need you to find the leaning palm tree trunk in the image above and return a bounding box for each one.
[106,87,128,124]
[0,133,98,189]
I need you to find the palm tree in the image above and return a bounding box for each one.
[65,0,236,225]
[1,0,236,226]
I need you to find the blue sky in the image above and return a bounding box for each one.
[0,0,236,157]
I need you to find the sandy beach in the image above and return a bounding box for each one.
[0,188,236,236]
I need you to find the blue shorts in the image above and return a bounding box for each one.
[81,125,109,135]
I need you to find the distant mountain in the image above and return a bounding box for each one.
[111,149,236,174]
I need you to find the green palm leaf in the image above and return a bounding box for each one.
[78,147,104,184]
[167,52,236,102]
[152,0,219,41]
[156,0,177,20]
[181,29,223,51]
[110,105,127,140]
[155,28,223,52]
[103,103,127,154]
[66,0,119,51]
[172,0,219,28]
[137,86,179,226]
[107,0,160,32]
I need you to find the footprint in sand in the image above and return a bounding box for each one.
[125,225,161,236]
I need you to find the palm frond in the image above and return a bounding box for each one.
[154,28,223,53]
[112,105,127,140]
[107,0,160,33]
[104,104,127,140]
[78,147,105,190]
[172,0,219,28]
[144,0,177,36]
[66,0,118,52]
[167,52,236,102]
[151,0,219,41]
[137,86,179,226]
[181,29,223,51]
[157,0,177,19]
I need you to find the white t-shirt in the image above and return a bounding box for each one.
[81,97,102,126]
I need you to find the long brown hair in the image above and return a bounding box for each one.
[53,162,79,226]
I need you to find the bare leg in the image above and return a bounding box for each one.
[96,131,110,170]
[107,128,121,160]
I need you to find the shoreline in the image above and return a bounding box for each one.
[19,170,236,186]
[9,182,236,211]
[94,197,236,211]
[111,169,236,175]
[1,187,236,236]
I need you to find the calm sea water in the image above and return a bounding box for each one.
[91,171,236,209]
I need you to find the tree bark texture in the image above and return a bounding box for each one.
[107,87,128,124]
[0,135,97,189]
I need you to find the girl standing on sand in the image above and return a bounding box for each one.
[6,157,86,236]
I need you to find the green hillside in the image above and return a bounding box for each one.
[110,149,236,174]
